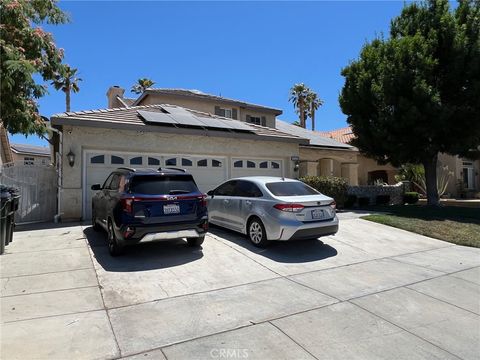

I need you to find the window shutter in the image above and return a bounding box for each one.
[214,106,222,116]
[232,108,238,120]
[261,116,266,126]
[246,115,251,123]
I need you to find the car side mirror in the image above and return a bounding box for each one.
[91,184,101,191]
[207,190,214,197]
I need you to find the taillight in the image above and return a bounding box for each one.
[273,203,305,212]
[121,197,134,213]
[198,195,207,207]
[330,201,336,210]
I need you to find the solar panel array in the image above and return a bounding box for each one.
[138,106,256,132]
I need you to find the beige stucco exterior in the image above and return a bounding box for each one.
[11,152,50,165]
[438,152,480,198]
[137,94,277,128]
[60,125,299,220]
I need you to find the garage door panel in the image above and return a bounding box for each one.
[231,158,283,178]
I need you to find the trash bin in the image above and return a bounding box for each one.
[0,187,11,255]
[5,187,20,246]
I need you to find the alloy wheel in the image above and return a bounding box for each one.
[249,221,263,244]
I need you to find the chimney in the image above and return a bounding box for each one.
[106,86,125,108]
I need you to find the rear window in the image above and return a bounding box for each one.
[129,175,199,195]
[266,181,319,196]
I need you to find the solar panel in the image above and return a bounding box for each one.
[137,110,177,124]
[161,106,206,127]
[195,116,235,129]
[227,120,255,131]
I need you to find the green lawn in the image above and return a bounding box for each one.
[360,205,480,248]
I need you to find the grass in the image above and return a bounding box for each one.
[360,205,480,248]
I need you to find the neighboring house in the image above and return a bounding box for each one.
[317,126,398,185]
[438,153,480,198]
[50,99,307,221]
[10,143,51,166]
[0,124,14,167]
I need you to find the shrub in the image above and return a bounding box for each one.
[403,192,419,204]
[376,195,391,205]
[358,197,370,207]
[300,176,348,207]
[344,195,357,208]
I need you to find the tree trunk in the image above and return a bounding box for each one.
[66,90,71,112]
[300,102,305,128]
[423,155,440,206]
[311,107,315,131]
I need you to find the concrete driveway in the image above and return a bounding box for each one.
[1,212,479,359]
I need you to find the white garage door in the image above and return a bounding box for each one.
[231,158,283,178]
[83,151,226,219]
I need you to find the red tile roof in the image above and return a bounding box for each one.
[317,126,355,144]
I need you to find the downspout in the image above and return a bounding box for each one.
[47,124,63,223]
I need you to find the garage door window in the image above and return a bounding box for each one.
[197,159,208,167]
[234,160,243,168]
[111,155,124,165]
[130,156,142,165]
[247,161,256,168]
[166,158,177,166]
[212,159,222,167]
[148,157,160,166]
[182,158,193,166]
[271,161,280,169]
[259,161,268,168]
[91,155,105,164]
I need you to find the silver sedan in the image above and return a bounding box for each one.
[207,176,338,247]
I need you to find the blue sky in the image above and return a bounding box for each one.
[11,0,406,146]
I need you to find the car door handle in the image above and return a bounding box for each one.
[245,200,252,206]
[223,199,230,204]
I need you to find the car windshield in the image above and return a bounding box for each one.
[266,181,319,196]
[129,175,199,195]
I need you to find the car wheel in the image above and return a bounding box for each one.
[92,208,101,232]
[187,236,204,247]
[107,221,124,256]
[248,218,268,247]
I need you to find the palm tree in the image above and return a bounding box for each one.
[289,83,310,128]
[306,91,324,131]
[131,78,155,94]
[51,65,82,112]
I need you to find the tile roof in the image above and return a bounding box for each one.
[133,88,282,115]
[276,120,353,149]
[51,104,307,144]
[11,143,51,157]
[317,126,355,144]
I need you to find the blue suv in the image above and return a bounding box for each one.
[91,167,208,256]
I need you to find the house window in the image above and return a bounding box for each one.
[462,162,475,189]
[215,106,237,119]
[246,115,266,126]
[247,161,256,168]
[212,159,222,168]
[234,160,243,168]
[24,157,34,165]
[111,155,124,165]
[166,158,177,166]
[130,157,143,165]
[197,159,208,167]
[90,155,104,164]
[182,158,193,166]
[148,157,160,166]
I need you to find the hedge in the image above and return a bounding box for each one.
[403,192,419,204]
[300,176,348,207]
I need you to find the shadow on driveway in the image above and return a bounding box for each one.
[83,226,204,272]
[208,225,338,264]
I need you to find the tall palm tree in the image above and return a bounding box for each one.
[51,65,82,112]
[289,83,310,128]
[131,78,155,94]
[306,91,324,131]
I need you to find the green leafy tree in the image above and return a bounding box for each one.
[51,65,81,112]
[131,78,155,94]
[339,0,480,205]
[0,0,68,135]
[289,83,310,128]
[306,91,324,131]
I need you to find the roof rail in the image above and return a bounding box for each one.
[117,167,136,172]
[157,167,186,173]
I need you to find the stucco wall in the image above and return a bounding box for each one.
[357,155,397,185]
[438,153,480,197]
[11,152,50,165]
[140,94,276,128]
[60,125,299,220]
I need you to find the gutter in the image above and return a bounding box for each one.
[47,124,63,223]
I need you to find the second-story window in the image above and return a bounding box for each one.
[246,115,266,126]
[215,106,237,119]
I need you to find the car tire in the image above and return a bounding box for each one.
[92,208,101,232]
[107,221,124,256]
[248,217,269,247]
[187,236,204,247]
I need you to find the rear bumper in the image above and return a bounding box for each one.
[273,216,339,241]
[288,224,339,240]
[115,218,208,245]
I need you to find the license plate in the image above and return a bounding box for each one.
[311,208,330,220]
[163,204,180,214]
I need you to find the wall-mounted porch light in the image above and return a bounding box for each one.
[291,156,300,172]
[67,150,75,167]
